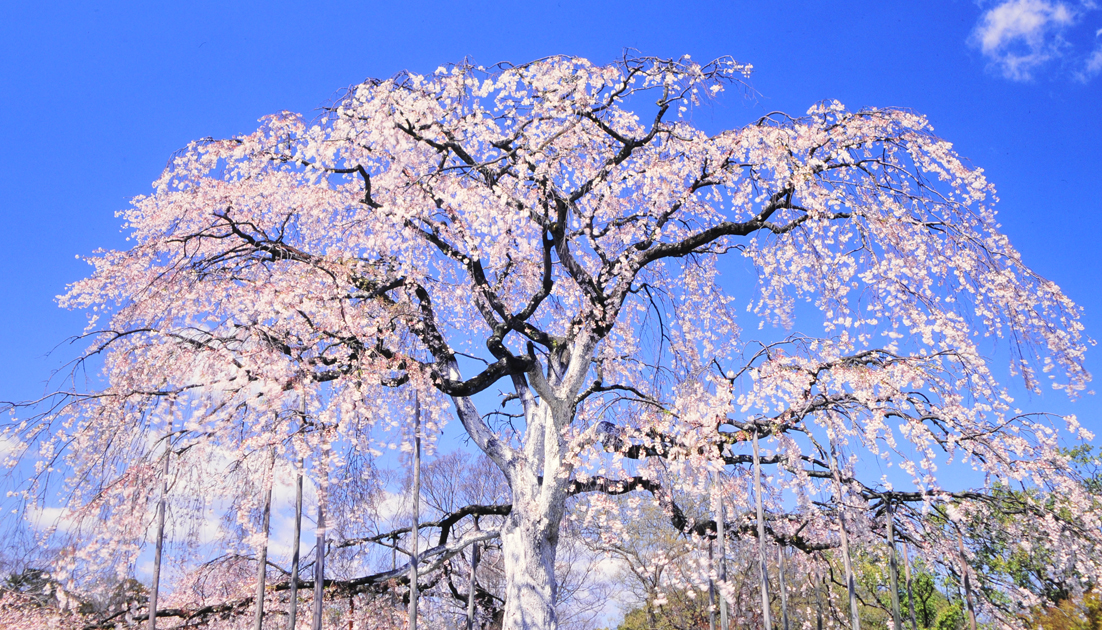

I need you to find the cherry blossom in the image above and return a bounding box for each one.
[4,55,1097,630]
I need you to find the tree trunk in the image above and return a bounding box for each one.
[448,343,588,630]
[148,445,170,630]
[254,446,275,630]
[409,395,422,630]
[499,509,562,630]
[288,459,303,630]
[753,430,773,630]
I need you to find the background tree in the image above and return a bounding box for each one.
[4,54,1099,630]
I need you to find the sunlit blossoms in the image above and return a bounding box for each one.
[3,55,1098,630]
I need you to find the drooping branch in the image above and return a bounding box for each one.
[83,527,500,630]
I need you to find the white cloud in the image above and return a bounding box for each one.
[1079,29,1102,79]
[972,0,1078,80]
[25,505,77,533]
[1082,45,1102,77]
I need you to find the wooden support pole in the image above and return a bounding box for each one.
[902,541,918,630]
[312,443,329,630]
[830,441,860,630]
[958,529,978,630]
[409,394,422,630]
[465,518,480,630]
[778,546,790,630]
[754,430,773,630]
[715,470,729,630]
[886,499,903,630]
[253,446,275,630]
[148,444,170,630]
[288,458,303,630]
[708,539,716,630]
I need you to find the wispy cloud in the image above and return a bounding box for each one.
[1077,28,1102,79]
[972,0,1078,80]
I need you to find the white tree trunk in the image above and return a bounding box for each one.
[499,509,561,630]
[448,339,592,630]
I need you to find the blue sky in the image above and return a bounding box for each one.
[1,1,1100,459]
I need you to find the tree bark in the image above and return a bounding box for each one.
[499,510,562,630]
[288,458,303,630]
[148,444,170,630]
[449,339,591,630]
[753,430,773,630]
[254,446,275,630]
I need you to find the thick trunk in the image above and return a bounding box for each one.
[499,509,561,630]
[449,337,593,630]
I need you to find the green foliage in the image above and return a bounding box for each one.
[614,589,711,630]
[1066,445,1102,496]
[1030,590,1102,630]
[934,601,965,630]
[907,570,943,628]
